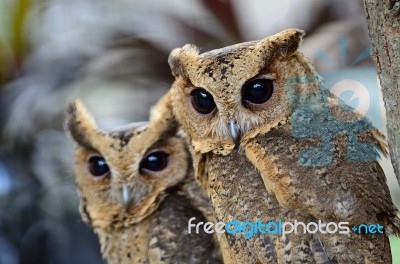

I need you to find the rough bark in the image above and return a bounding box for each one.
[364,0,400,186]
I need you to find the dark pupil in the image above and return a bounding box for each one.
[88,156,109,177]
[243,79,274,105]
[190,89,216,114]
[140,152,169,172]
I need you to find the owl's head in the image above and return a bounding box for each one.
[168,28,315,155]
[65,98,189,230]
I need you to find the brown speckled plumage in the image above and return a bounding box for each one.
[65,97,222,264]
[168,28,400,263]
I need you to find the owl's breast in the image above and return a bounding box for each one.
[206,149,316,263]
[207,149,280,221]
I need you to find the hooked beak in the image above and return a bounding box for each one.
[122,184,132,210]
[229,119,240,146]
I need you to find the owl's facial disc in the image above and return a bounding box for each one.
[116,150,170,211]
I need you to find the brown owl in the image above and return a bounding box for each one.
[168,28,400,263]
[64,96,223,264]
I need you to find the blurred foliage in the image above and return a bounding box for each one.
[0,0,31,85]
[391,236,400,264]
[0,0,399,263]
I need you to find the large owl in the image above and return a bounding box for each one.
[168,28,400,263]
[64,96,223,264]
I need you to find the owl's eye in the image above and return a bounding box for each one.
[88,155,110,178]
[242,78,274,105]
[140,151,169,173]
[190,89,216,115]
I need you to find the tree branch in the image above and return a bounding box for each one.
[364,0,400,186]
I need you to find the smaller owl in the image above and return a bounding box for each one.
[64,96,222,264]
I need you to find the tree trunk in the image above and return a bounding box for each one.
[364,0,400,186]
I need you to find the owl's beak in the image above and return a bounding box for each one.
[229,119,240,146]
[122,184,132,209]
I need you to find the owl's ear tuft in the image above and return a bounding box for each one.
[64,99,99,149]
[149,93,179,138]
[168,44,199,77]
[257,28,305,60]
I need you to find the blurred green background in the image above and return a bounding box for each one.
[0,0,399,263]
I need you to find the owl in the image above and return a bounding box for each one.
[64,96,223,264]
[168,28,400,263]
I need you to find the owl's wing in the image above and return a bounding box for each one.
[245,122,399,226]
[148,191,222,264]
[245,122,398,262]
